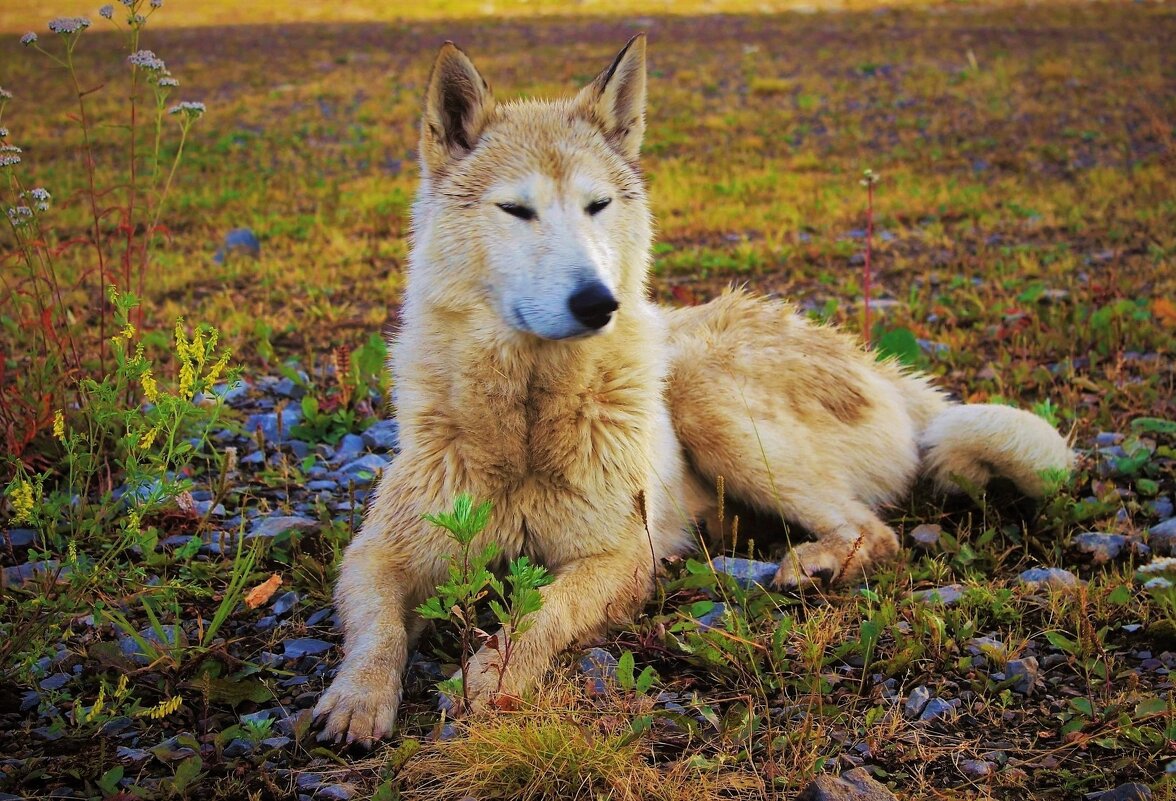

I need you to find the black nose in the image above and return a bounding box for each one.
[567,282,619,330]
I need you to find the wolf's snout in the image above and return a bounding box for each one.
[568,282,619,330]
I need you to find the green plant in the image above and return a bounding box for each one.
[415,494,552,713]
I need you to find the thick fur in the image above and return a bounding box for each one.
[314,37,1074,744]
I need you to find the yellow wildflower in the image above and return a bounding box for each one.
[138,425,160,451]
[8,480,36,524]
[115,674,129,699]
[140,370,159,403]
[190,328,206,368]
[88,683,106,721]
[67,539,77,566]
[120,323,135,340]
[203,351,231,387]
[178,361,196,398]
[53,409,65,440]
[139,695,182,720]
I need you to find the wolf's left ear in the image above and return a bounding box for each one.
[576,34,647,163]
[421,42,495,176]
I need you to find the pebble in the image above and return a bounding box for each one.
[959,759,996,779]
[38,674,70,691]
[223,739,252,757]
[307,480,337,492]
[2,528,36,549]
[274,377,305,399]
[796,766,898,801]
[1151,497,1174,521]
[908,524,942,550]
[708,556,778,589]
[306,608,334,627]
[337,454,390,480]
[695,602,727,631]
[904,686,930,718]
[362,420,400,452]
[318,786,357,801]
[1072,532,1129,564]
[272,590,299,617]
[334,433,365,461]
[1089,783,1152,801]
[911,584,964,605]
[118,625,187,666]
[283,638,333,659]
[1149,518,1176,556]
[1017,567,1080,590]
[919,697,956,722]
[3,560,64,587]
[579,647,618,695]
[249,514,317,539]
[244,407,303,444]
[1006,657,1039,695]
[260,736,291,750]
[115,746,150,763]
[213,227,261,263]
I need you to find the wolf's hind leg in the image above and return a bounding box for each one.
[769,493,901,589]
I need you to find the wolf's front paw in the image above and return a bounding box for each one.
[773,542,847,590]
[313,675,400,746]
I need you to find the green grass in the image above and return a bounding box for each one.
[1,2,1175,799]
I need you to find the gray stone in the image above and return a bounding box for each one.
[908,524,942,550]
[3,528,36,549]
[223,739,252,757]
[39,674,70,691]
[115,746,150,763]
[1151,497,1174,521]
[260,736,291,749]
[1073,532,1128,564]
[334,433,365,460]
[283,638,333,659]
[274,377,305,399]
[209,380,249,406]
[307,480,338,492]
[912,584,964,605]
[272,591,299,617]
[337,454,390,481]
[919,697,956,722]
[1017,567,1080,590]
[1149,518,1176,556]
[362,420,400,452]
[306,608,333,627]
[579,647,618,695]
[287,439,311,459]
[695,602,727,631]
[244,407,302,444]
[118,625,187,666]
[709,556,778,589]
[796,766,898,801]
[965,637,1007,658]
[213,227,261,263]
[317,786,357,800]
[960,759,996,779]
[1091,783,1152,801]
[249,515,317,539]
[1006,657,1039,695]
[903,685,930,718]
[3,559,63,587]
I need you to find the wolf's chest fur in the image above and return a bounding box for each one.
[403,322,663,560]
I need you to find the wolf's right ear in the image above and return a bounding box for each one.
[420,42,494,177]
[576,34,647,164]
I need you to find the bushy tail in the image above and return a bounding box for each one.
[917,404,1074,498]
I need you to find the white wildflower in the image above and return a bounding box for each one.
[168,101,206,119]
[120,0,133,5]
[0,128,7,138]
[48,17,91,34]
[6,205,33,226]
[158,76,179,88]
[128,49,166,71]
[1144,576,1174,591]
[21,32,38,45]
[130,13,146,25]
[26,187,51,212]
[0,88,13,100]
[99,5,113,19]
[151,0,163,7]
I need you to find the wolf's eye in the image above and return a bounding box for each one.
[586,198,612,216]
[496,202,537,221]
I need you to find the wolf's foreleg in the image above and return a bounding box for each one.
[770,494,901,589]
[459,542,653,709]
[314,510,442,745]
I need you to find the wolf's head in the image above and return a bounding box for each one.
[407,36,652,342]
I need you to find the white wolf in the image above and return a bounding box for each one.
[314,35,1073,744]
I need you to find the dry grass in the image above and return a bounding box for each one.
[398,677,765,801]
